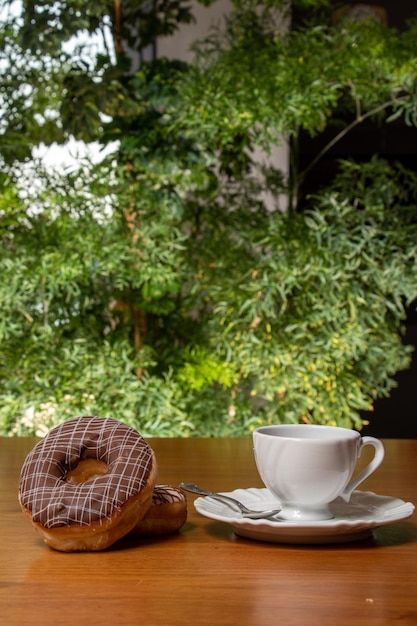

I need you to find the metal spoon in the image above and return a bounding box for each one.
[180,482,281,519]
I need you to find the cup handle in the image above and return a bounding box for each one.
[340,436,385,503]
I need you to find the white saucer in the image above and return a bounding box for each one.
[194,488,415,544]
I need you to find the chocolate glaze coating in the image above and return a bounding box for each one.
[19,416,153,528]
[151,485,186,506]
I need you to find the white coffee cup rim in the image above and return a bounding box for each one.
[254,423,361,441]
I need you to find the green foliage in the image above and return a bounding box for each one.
[186,157,417,429]
[1,0,417,436]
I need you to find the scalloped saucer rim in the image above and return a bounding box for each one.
[194,488,415,544]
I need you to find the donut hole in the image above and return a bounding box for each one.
[65,459,109,484]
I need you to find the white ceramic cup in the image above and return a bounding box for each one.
[253,424,385,521]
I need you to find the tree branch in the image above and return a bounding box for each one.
[299,97,407,184]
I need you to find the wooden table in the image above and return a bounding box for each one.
[1,436,416,625]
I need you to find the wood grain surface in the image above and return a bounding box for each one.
[1,436,416,625]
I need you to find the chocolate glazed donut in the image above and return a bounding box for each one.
[18,416,158,552]
[129,484,188,537]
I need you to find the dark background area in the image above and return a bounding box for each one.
[360,313,417,438]
[295,2,417,437]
